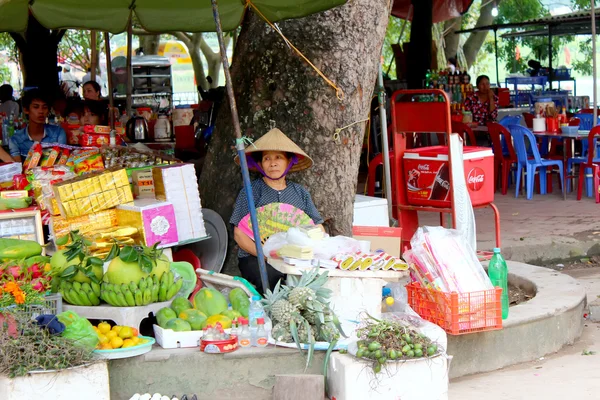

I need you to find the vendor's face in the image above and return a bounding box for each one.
[25,99,49,124]
[81,108,100,126]
[261,151,290,179]
[477,78,490,95]
[83,84,100,100]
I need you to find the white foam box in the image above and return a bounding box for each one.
[62,301,172,330]
[153,324,203,349]
[327,353,450,400]
[353,194,389,227]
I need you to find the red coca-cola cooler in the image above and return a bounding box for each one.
[403,146,494,208]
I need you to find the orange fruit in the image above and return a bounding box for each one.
[119,326,133,339]
[131,328,139,337]
[100,343,112,350]
[131,336,141,345]
[112,325,122,334]
[110,337,124,349]
[105,331,118,340]
[98,334,109,344]
[98,322,111,334]
[122,339,135,348]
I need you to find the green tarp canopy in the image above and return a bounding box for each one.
[0,0,346,33]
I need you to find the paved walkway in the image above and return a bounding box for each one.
[449,268,600,399]
[417,189,600,264]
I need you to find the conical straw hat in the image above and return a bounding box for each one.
[236,128,313,172]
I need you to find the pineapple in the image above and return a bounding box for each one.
[287,267,330,310]
[301,310,317,326]
[272,323,293,343]
[262,280,296,323]
[293,316,315,344]
[318,323,340,343]
[288,287,315,309]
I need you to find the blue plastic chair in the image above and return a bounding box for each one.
[497,115,521,156]
[509,125,564,199]
[567,113,600,195]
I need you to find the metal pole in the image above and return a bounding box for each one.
[126,17,133,117]
[494,29,500,87]
[90,31,97,82]
[548,28,553,90]
[377,64,395,226]
[104,32,115,129]
[211,0,270,294]
[593,0,597,125]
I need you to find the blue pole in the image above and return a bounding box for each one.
[212,0,270,293]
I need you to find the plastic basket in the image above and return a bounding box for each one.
[406,283,502,335]
[2,293,63,321]
[553,68,572,80]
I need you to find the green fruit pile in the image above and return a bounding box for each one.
[100,271,182,307]
[60,281,101,306]
[355,316,439,374]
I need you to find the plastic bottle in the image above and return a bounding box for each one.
[7,113,14,138]
[255,318,268,348]
[248,295,265,346]
[238,319,251,348]
[230,318,239,338]
[488,247,509,320]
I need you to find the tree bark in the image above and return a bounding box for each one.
[199,1,390,274]
[141,35,160,55]
[443,17,462,60]
[11,14,64,92]
[463,2,495,68]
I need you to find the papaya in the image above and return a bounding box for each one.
[165,318,192,332]
[156,307,177,328]
[193,288,228,317]
[0,239,42,260]
[201,314,232,330]
[179,309,207,330]
[171,297,193,317]
[221,309,242,321]
[229,288,250,317]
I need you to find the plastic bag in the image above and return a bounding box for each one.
[381,311,447,351]
[57,311,98,350]
[263,229,362,261]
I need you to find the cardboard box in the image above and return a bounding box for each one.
[116,199,179,248]
[352,226,402,257]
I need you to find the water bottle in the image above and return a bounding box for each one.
[7,113,14,138]
[488,247,509,320]
[248,295,265,346]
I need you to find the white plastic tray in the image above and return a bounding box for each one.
[93,336,155,360]
[153,324,203,349]
[63,301,172,329]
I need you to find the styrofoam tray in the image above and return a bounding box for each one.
[93,336,155,359]
[153,324,204,349]
[63,301,172,329]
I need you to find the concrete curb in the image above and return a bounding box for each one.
[448,261,586,379]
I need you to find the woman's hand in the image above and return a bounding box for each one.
[233,226,259,257]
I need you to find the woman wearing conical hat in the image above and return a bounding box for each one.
[230,128,323,291]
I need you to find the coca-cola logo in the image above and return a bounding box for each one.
[467,167,485,191]
[418,164,430,171]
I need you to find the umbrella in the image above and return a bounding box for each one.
[112,41,193,64]
[0,0,347,294]
[392,0,474,23]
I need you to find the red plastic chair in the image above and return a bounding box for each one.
[487,122,517,195]
[577,126,600,203]
[451,121,477,146]
[522,112,534,129]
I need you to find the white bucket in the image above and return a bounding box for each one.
[327,352,451,400]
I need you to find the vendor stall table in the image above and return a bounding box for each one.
[269,258,407,336]
[63,301,172,330]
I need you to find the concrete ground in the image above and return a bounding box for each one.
[449,267,600,399]
[416,187,600,264]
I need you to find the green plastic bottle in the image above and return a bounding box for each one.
[488,247,509,320]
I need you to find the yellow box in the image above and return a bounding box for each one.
[51,209,118,243]
[57,184,74,203]
[90,195,100,212]
[91,176,102,194]
[113,169,129,188]
[101,173,116,191]
[79,197,92,215]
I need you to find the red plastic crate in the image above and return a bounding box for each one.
[406,282,503,335]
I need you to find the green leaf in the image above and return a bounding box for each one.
[332,314,347,338]
[60,265,77,279]
[119,246,138,263]
[304,320,314,372]
[139,255,153,274]
[104,244,120,263]
[289,319,303,353]
[323,339,337,392]
[88,257,104,267]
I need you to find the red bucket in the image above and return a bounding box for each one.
[546,117,559,133]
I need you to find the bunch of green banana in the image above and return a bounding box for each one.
[59,281,101,306]
[158,271,183,302]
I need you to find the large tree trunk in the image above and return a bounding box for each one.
[463,1,495,68]
[11,14,64,92]
[443,16,462,60]
[199,1,390,274]
[141,35,160,55]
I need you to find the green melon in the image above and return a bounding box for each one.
[193,288,228,317]
[221,309,242,320]
[179,309,207,330]
[156,307,177,328]
[165,318,192,332]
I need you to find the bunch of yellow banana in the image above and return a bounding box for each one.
[99,272,183,307]
[60,281,101,306]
